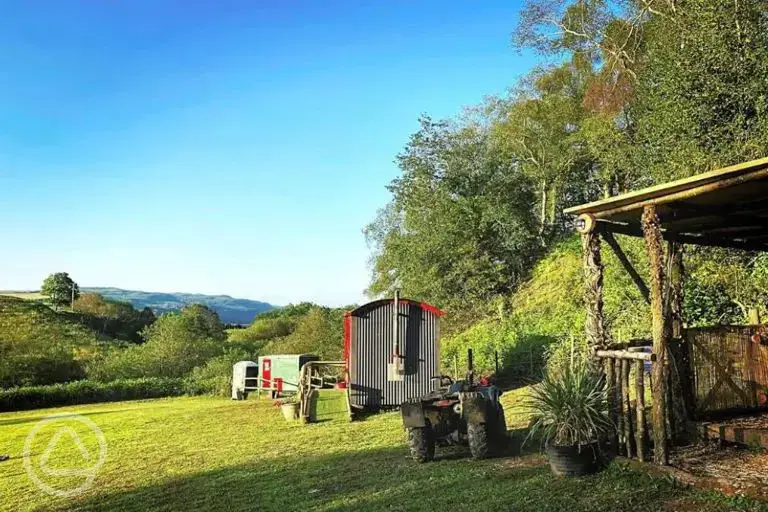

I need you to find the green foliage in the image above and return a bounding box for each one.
[261,306,344,360]
[0,377,186,412]
[40,272,80,309]
[88,305,227,381]
[441,318,549,384]
[365,116,541,324]
[73,292,156,342]
[633,1,768,182]
[0,297,101,388]
[527,364,611,446]
[83,287,274,325]
[185,348,251,397]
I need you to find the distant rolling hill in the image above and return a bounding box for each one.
[81,287,275,325]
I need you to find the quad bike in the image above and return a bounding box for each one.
[401,349,507,462]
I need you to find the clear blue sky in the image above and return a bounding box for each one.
[0,1,535,307]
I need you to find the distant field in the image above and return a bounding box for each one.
[0,390,756,512]
[0,291,44,301]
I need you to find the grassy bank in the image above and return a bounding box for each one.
[0,392,761,512]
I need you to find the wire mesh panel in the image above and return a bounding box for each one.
[688,326,768,416]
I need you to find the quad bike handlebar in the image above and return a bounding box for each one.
[430,375,454,387]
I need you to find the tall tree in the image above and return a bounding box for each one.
[366,116,540,325]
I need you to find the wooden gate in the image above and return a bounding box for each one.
[688,326,768,417]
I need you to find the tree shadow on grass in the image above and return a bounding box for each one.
[49,444,731,512]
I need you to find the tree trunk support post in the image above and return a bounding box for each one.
[580,215,606,356]
[642,205,670,465]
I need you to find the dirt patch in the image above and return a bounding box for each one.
[670,443,768,501]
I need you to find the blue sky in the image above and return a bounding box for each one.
[0,1,535,307]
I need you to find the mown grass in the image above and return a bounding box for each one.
[0,390,764,511]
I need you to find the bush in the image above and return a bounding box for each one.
[185,349,252,397]
[441,317,550,384]
[0,297,101,388]
[0,377,187,412]
[88,305,226,381]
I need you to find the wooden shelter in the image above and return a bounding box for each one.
[564,156,768,465]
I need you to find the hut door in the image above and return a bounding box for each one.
[262,358,272,389]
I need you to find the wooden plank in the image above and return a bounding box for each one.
[601,230,651,305]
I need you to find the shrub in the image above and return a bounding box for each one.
[0,297,101,387]
[185,349,252,397]
[88,305,226,381]
[441,317,550,384]
[0,377,187,412]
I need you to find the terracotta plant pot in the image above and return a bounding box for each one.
[281,402,299,421]
[546,441,602,477]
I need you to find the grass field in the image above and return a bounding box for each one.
[0,391,764,512]
[0,292,44,301]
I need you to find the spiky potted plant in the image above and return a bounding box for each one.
[527,364,612,477]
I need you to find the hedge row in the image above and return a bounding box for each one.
[0,377,188,412]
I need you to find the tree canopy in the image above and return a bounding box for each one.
[41,272,80,309]
[368,0,768,335]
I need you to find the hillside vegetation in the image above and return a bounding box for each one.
[368,1,768,375]
[0,288,348,409]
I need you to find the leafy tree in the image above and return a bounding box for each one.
[41,272,80,309]
[631,0,768,182]
[88,304,226,381]
[366,116,540,325]
[73,293,156,342]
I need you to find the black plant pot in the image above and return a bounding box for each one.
[546,441,602,477]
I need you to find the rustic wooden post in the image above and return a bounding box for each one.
[635,359,646,462]
[642,205,669,465]
[669,242,684,339]
[622,359,634,458]
[616,359,625,454]
[668,241,691,441]
[579,215,606,356]
[604,358,618,452]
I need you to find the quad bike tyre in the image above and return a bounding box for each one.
[407,426,435,463]
[467,422,490,459]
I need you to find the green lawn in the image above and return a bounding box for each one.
[0,392,763,511]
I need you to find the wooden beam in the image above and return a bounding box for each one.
[595,350,656,361]
[599,220,768,251]
[567,164,768,219]
[642,204,670,465]
[601,229,651,305]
